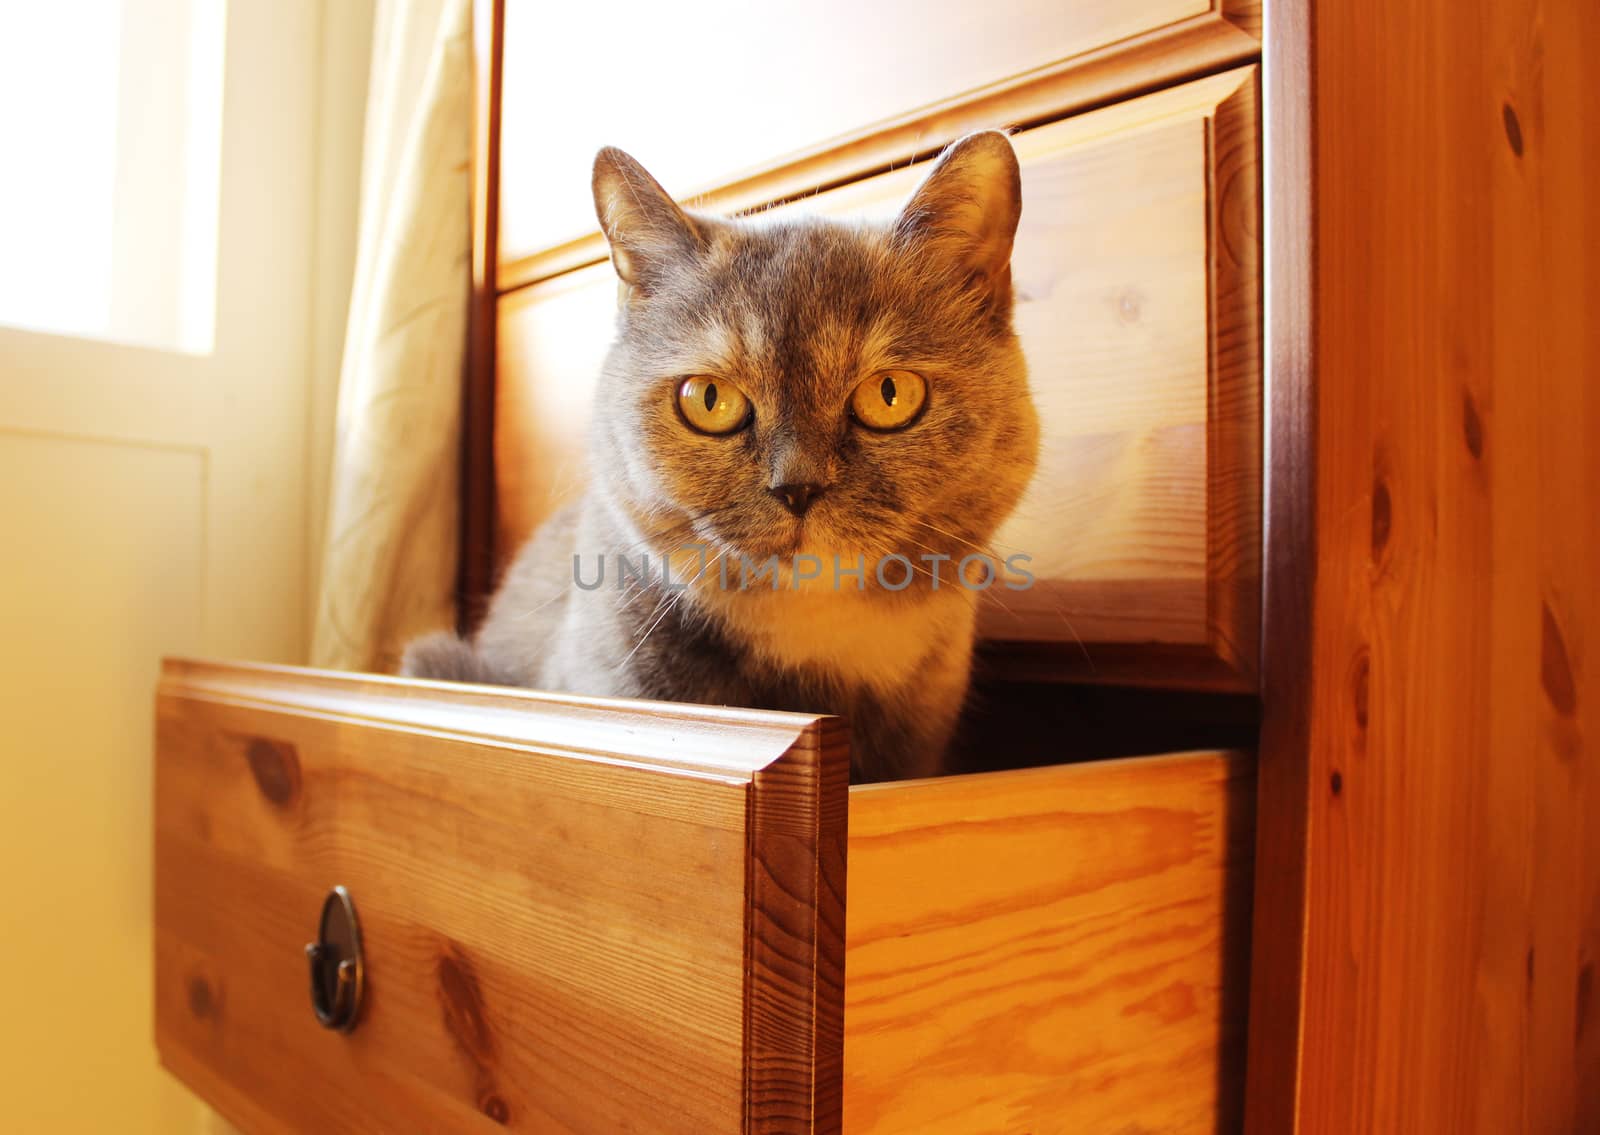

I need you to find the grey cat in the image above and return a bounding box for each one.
[403,132,1039,781]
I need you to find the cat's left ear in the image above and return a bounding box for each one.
[592,147,705,295]
[891,131,1022,305]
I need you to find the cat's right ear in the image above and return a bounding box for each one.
[890,131,1022,310]
[592,147,704,295]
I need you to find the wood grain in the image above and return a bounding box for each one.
[1203,71,1263,686]
[1273,0,1600,1130]
[749,717,851,1132]
[155,661,1258,1133]
[843,750,1255,1133]
[495,4,1260,284]
[494,70,1262,691]
[1241,0,1315,1127]
[494,267,612,566]
[459,0,503,628]
[1219,0,1262,42]
[154,659,847,1134]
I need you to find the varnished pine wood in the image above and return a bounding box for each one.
[154,659,846,1134]
[156,661,1254,1133]
[843,750,1255,1133]
[1263,1,1600,1130]
[1204,70,1263,686]
[496,10,1261,292]
[1241,0,1315,1128]
[494,70,1262,691]
[748,716,850,1132]
[459,0,503,628]
[1220,0,1263,41]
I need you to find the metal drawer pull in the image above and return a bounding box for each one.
[305,885,365,1032]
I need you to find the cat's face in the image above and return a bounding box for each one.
[587,134,1039,591]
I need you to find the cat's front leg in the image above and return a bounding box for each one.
[398,631,504,685]
[850,653,969,782]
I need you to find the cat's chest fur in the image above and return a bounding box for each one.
[595,573,977,780]
[692,580,975,697]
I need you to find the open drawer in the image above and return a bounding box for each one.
[154,659,1254,1133]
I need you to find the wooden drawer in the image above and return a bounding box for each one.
[496,68,1262,692]
[155,659,845,1133]
[496,2,1261,282]
[155,660,1254,1133]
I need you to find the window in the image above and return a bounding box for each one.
[0,0,226,354]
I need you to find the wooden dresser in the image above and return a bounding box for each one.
[152,0,1600,1131]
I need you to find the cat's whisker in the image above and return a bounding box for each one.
[1037,590,1094,668]
[898,533,998,599]
[505,586,570,625]
[611,500,745,558]
[902,522,1042,621]
[912,516,1021,557]
[972,580,1019,619]
[898,534,968,586]
[615,550,725,671]
[615,577,650,610]
[623,550,705,634]
[896,553,943,587]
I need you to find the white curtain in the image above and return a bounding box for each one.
[311,0,472,673]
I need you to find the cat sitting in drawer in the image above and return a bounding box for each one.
[403,134,1038,782]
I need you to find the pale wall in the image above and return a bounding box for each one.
[0,1,374,1130]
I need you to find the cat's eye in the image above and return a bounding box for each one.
[677,376,752,435]
[850,370,927,431]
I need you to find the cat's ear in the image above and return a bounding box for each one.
[592,147,704,294]
[891,131,1022,302]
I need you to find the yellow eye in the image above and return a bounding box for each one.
[850,370,927,431]
[677,376,752,435]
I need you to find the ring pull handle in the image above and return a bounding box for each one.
[305,885,365,1032]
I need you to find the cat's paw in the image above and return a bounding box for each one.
[399,632,501,685]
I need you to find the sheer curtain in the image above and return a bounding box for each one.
[311,0,472,672]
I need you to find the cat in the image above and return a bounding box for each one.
[402,132,1039,781]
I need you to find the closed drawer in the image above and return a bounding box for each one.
[497,1,1262,271]
[497,67,1262,692]
[155,661,1253,1133]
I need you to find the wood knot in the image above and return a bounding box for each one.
[187,975,217,1021]
[1502,102,1524,157]
[1349,648,1371,732]
[1330,770,1343,797]
[439,945,508,1121]
[1461,389,1485,461]
[1117,289,1144,324]
[438,947,495,1065]
[1540,601,1578,720]
[1370,478,1392,561]
[1579,960,1594,1043]
[246,737,302,808]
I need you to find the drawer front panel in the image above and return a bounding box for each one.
[496,68,1261,690]
[154,660,846,1134]
[496,1,1262,271]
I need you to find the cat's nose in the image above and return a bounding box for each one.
[770,482,826,518]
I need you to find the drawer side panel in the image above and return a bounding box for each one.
[843,750,1255,1133]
